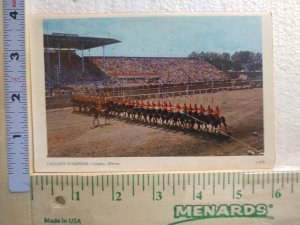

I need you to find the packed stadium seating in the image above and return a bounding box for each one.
[91,57,226,84]
[45,51,108,85]
[46,53,228,96]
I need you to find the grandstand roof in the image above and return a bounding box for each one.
[44,33,121,50]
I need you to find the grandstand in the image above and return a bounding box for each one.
[43,33,230,98]
[44,33,120,95]
[44,51,108,84]
[91,57,227,84]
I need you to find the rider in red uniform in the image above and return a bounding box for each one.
[151,101,156,108]
[168,102,173,111]
[140,101,144,108]
[199,104,205,114]
[183,103,188,112]
[207,105,213,115]
[157,101,161,109]
[163,102,168,110]
[194,104,198,112]
[214,106,221,118]
[136,100,140,107]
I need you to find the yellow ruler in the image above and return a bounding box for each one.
[31,171,300,225]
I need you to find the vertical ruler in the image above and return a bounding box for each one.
[31,171,300,225]
[3,0,29,192]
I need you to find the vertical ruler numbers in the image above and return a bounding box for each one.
[3,0,29,192]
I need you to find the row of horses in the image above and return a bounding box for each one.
[71,98,228,134]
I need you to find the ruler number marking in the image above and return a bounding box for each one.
[234,190,243,200]
[10,52,19,60]
[12,134,21,138]
[195,191,203,200]
[155,191,162,201]
[9,10,18,20]
[115,192,122,201]
[275,189,282,199]
[11,93,20,102]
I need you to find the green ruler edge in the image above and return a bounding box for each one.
[31,171,299,201]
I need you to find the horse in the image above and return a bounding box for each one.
[179,113,189,129]
[172,111,182,127]
[207,115,227,133]
[91,106,100,127]
[151,109,160,125]
[160,109,169,125]
[102,102,112,123]
[194,112,208,131]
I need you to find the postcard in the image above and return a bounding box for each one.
[29,13,274,172]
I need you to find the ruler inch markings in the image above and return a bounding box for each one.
[291,172,294,193]
[232,172,235,200]
[252,173,255,194]
[25,170,300,225]
[4,0,29,192]
[163,174,165,191]
[102,175,105,191]
[92,176,94,196]
[172,174,175,196]
[282,172,284,188]
[132,174,135,196]
[142,174,145,191]
[71,176,74,201]
[112,175,114,201]
[192,173,195,200]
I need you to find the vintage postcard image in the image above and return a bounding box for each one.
[29,13,274,172]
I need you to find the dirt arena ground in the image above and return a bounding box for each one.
[47,88,263,157]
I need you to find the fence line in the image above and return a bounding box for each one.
[108,80,262,100]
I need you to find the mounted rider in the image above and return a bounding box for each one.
[188,104,193,112]
[163,102,168,110]
[151,101,156,108]
[207,105,213,115]
[140,100,144,108]
[213,106,221,118]
[97,99,102,113]
[193,104,198,112]
[183,103,188,112]
[199,104,205,115]
[168,101,173,111]
[157,101,161,109]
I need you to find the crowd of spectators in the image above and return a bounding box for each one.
[48,55,229,96]
[91,57,227,84]
[45,52,108,85]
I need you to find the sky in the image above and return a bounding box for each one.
[44,16,262,58]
